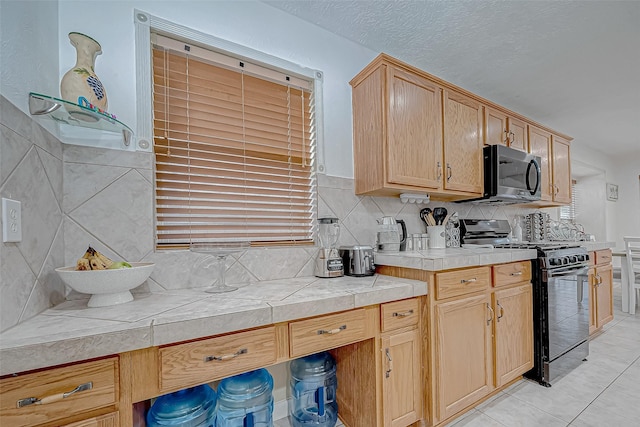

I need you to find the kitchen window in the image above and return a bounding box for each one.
[149,32,317,248]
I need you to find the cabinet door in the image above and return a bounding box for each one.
[528,126,553,201]
[494,284,533,387]
[507,117,528,152]
[588,268,597,335]
[382,329,422,427]
[485,107,508,146]
[443,90,483,194]
[435,293,492,421]
[595,264,614,328]
[552,136,572,204]
[387,66,443,189]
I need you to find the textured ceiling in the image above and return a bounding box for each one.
[264,0,640,158]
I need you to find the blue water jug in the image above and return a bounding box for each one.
[147,384,217,427]
[289,352,338,427]
[216,369,274,427]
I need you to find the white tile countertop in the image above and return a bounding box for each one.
[0,274,426,376]
[374,247,538,270]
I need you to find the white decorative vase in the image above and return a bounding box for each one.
[60,32,108,121]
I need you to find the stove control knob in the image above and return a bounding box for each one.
[549,258,560,266]
[569,256,578,263]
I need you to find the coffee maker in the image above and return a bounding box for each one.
[314,218,344,278]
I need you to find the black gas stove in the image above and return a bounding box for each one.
[461,219,591,386]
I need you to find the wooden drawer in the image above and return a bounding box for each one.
[290,309,366,358]
[159,326,276,392]
[492,261,532,288]
[64,412,119,427]
[0,358,118,427]
[381,298,419,332]
[435,266,491,300]
[595,249,612,265]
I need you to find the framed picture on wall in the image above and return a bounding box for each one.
[606,183,618,201]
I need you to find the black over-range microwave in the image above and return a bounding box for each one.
[465,145,542,204]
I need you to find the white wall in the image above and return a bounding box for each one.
[0,0,59,116]
[56,0,377,178]
[570,143,640,260]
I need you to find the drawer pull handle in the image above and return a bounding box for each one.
[460,278,477,284]
[317,325,346,335]
[17,382,93,408]
[204,348,248,362]
[392,309,414,318]
[510,271,523,276]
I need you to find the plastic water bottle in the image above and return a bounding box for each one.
[216,369,274,427]
[147,384,217,427]
[289,352,338,427]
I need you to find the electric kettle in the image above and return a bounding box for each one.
[376,217,407,252]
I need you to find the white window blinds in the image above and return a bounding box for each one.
[152,35,316,246]
[560,179,577,222]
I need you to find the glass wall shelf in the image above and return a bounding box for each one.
[28,92,133,146]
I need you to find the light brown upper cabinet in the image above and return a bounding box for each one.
[485,107,528,152]
[350,56,482,200]
[551,135,572,205]
[443,90,484,194]
[351,62,443,195]
[528,126,553,202]
[350,54,572,203]
[528,126,572,205]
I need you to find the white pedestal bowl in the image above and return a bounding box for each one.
[56,262,155,307]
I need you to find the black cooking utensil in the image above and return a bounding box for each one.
[433,207,448,225]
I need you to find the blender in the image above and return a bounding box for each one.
[315,218,344,278]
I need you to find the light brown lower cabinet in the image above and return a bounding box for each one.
[434,293,493,421]
[493,283,533,387]
[382,329,422,427]
[591,264,614,332]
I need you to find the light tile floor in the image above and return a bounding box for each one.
[445,280,640,427]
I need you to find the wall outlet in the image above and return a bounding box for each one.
[2,198,22,243]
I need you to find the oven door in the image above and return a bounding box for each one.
[545,266,590,371]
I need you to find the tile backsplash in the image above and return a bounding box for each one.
[0,95,548,331]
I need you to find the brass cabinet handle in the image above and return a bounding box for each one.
[437,161,442,180]
[487,303,495,326]
[204,348,247,362]
[446,163,452,182]
[503,128,509,144]
[17,382,93,408]
[497,302,505,322]
[317,325,347,335]
[460,278,477,284]
[510,271,523,276]
[392,309,414,318]
[385,348,393,378]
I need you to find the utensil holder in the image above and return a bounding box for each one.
[428,226,446,249]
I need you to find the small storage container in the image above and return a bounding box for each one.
[216,369,274,427]
[147,384,217,427]
[289,352,338,427]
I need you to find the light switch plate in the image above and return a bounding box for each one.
[2,198,22,243]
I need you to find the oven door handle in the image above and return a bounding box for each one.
[545,265,589,278]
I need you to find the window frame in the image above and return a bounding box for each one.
[134,10,324,248]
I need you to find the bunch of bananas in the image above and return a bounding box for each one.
[76,246,114,271]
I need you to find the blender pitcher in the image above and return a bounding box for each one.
[314,218,344,278]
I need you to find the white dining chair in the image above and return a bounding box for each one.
[623,236,640,315]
